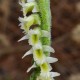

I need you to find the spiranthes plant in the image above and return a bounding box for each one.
[18,0,60,80]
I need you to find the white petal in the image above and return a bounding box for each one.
[33,42,42,49]
[27,0,35,2]
[18,17,28,22]
[18,17,24,22]
[22,49,32,59]
[46,57,58,63]
[32,6,39,13]
[32,7,37,13]
[19,1,25,7]
[18,35,28,42]
[50,72,60,77]
[43,45,55,53]
[41,30,50,37]
[27,63,36,72]
[48,64,52,71]
[28,28,40,36]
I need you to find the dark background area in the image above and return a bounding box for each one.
[0,0,80,80]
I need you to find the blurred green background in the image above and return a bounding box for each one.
[0,0,80,80]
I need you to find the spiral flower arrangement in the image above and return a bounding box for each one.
[18,0,60,80]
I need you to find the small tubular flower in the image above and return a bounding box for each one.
[28,28,41,45]
[20,2,39,16]
[33,45,45,65]
[19,14,41,32]
[37,72,60,80]
[38,62,60,80]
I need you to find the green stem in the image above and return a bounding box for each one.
[36,0,51,45]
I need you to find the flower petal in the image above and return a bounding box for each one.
[27,63,36,72]
[18,17,27,22]
[43,45,55,53]
[22,49,32,59]
[18,35,28,42]
[29,34,39,45]
[33,49,45,65]
[46,57,58,63]
[22,2,35,16]
[32,6,38,13]
[50,72,60,77]
[40,63,52,73]
[33,42,42,49]
[28,28,41,36]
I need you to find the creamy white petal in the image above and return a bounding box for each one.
[33,42,42,49]
[18,17,27,22]
[48,64,52,71]
[43,45,55,53]
[32,5,39,13]
[33,48,46,65]
[50,72,60,77]
[28,29,41,45]
[19,1,25,6]
[27,63,36,72]
[46,57,58,63]
[41,30,50,37]
[32,7,38,13]
[28,28,40,36]
[18,35,28,42]
[22,49,32,59]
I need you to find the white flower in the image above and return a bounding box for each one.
[32,42,46,65]
[40,62,52,78]
[22,42,57,63]
[37,72,60,80]
[18,28,51,44]
[28,28,41,45]
[18,14,41,32]
[19,2,39,16]
[40,62,60,80]
[18,28,41,44]
[22,42,45,65]
[18,16,34,32]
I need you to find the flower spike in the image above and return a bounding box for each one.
[18,0,60,80]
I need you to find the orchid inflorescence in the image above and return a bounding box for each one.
[18,0,60,80]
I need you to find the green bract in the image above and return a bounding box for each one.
[18,0,60,80]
